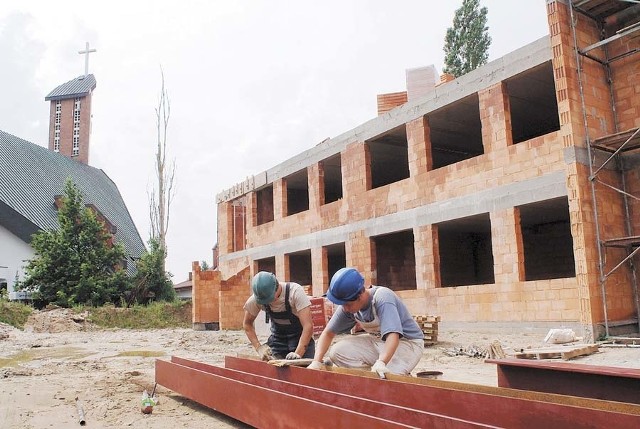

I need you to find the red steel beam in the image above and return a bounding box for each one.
[156,359,410,429]
[486,358,640,404]
[169,356,496,429]
[156,358,496,428]
[223,355,640,429]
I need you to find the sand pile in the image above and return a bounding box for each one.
[24,307,92,333]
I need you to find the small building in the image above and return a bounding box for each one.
[174,274,193,300]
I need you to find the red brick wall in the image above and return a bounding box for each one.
[191,261,220,325]
[218,266,251,330]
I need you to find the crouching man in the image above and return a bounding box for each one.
[308,267,423,376]
[243,271,315,361]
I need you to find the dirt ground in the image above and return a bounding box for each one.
[1,309,639,428]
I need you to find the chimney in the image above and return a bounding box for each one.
[405,65,437,101]
[438,73,455,86]
[376,91,408,116]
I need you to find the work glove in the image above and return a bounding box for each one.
[307,360,326,370]
[285,352,301,360]
[371,359,390,378]
[256,344,274,361]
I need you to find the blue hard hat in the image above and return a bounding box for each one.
[326,267,364,305]
[252,271,278,305]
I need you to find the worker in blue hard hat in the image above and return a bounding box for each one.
[243,271,315,361]
[308,267,424,376]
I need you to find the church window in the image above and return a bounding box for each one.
[54,101,62,152]
[72,97,81,156]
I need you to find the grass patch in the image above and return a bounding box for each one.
[0,300,34,329]
[87,301,192,329]
[0,300,191,330]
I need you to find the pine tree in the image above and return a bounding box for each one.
[22,179,131,307]
[443,0,491,78]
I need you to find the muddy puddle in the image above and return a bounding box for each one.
[0,346,92,368]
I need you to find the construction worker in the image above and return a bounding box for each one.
[308,267,424,376]
[243,271,315,361]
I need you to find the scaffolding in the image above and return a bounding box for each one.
[569,0,640,336]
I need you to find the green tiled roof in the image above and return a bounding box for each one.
[45,74,97,101]
[0,129,146,272]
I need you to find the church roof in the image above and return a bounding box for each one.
[45,74,97,101]
[0,129,146,272]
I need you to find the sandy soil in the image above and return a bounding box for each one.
[1,309,639,428]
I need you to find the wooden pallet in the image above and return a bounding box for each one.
[513,344,599,360]
[413,315,440,346]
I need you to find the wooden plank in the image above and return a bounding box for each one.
[513,344,598,360]
[268,358,314,367]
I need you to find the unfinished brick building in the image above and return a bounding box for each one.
[198,0,639,341]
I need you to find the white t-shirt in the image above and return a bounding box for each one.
[243,282,311,317]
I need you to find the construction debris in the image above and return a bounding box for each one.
[75,397,86,426]
[543,328,578,344]
[440,340,505,359]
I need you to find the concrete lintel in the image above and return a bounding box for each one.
[219,171,566,263]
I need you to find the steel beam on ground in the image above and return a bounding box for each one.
[486,358,640,404]
[157,358,495,428]
[223,355,640,428]
[169,357,492,428]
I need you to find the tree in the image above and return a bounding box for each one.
[149,68,176,275]
[443,0,491,78]
[22,179,131,307]
[128,238,176,305]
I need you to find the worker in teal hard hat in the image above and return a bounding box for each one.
[308,267,424,376]
[243,271,315,361]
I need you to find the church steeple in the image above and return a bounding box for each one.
[44,42,97,165]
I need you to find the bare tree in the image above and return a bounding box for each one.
[149,68,176,273]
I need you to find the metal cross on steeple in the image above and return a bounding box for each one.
[78,42,97,77]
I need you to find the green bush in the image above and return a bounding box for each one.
[0,300,34,329]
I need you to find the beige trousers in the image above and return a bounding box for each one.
[328,334,424,375]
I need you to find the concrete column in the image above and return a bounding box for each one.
[343,141,370,199]
[311,246,328,296]
[490,208,524,284]
[308,163,323,211]
[247,191,257,229]
[216,201,233,254]
[406,115,432,177]
[273,178,286,220]
[479,81,513,153]
[414,224,440,290]
[347,230,374,285]
[276,253,289,282]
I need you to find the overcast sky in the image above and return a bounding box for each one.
[0,1,549,282]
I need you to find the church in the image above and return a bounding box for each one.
[0,43,145,296]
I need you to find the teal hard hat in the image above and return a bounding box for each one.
[326,267,364,305]
[252,271,278,305]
